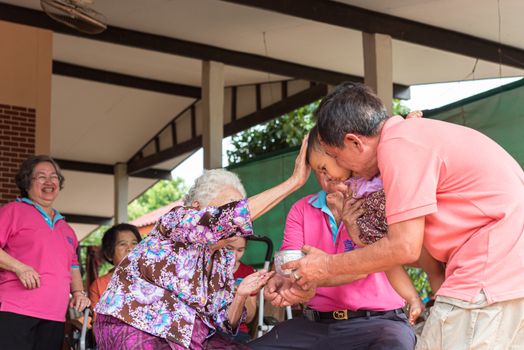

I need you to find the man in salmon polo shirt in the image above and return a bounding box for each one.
[284,82,524,349]
[249,169,415,349]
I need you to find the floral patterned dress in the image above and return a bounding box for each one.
[346,176,388,245]
[94,199,253,349]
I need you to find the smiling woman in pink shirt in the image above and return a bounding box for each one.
[0,155,90,350]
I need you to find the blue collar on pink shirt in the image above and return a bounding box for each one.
[16,197,64,229]
[308,191,340,243]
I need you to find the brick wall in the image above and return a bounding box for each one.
[0,103,36,204]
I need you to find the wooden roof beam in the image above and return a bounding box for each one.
[55,159,172,179]
[221,0,524,70]
[54,61,201,98]
[0,3,409,99]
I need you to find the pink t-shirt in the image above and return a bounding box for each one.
[378,116,524,303]
[0,201,79,322]
[282,193,405,312]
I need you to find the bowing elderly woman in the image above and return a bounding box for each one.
[94,139,310,350]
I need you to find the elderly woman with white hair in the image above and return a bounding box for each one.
[94,140,310,350]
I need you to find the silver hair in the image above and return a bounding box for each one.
[183,169,247,207]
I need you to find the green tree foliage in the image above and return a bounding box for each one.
[406,267,432,303]
[227,102,319,164]
[81,225,109,247]
[127,178,188,221]
[393,98,411,116]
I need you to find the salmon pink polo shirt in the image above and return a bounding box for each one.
[0,199,79,322]
[378,116,524,303]
[282,192,405,312]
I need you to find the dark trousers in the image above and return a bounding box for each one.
[0,311,65,350]
[249,310,415,350]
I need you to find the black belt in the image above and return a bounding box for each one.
[304,308,404,321]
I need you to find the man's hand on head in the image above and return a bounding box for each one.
[405,110,423,119]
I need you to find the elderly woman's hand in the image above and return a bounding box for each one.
[14,263,40,289]
[70,291,91,312]
[290,137,311,188]
[236,270,274,297]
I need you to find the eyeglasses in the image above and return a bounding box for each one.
[32,174,60,184]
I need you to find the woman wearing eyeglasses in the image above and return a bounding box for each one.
[0,155,90,350]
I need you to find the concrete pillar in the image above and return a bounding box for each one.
[0,21,52,203]
[114,162,128,223]
[201,61,224,169]
[362,32,393,115]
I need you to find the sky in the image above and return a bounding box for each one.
[171,76,522,186]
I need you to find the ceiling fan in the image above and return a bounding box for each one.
[40,0,107,35]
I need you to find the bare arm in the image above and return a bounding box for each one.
[385,267,423,325]
[244,295,257,324]
[228,270,274,327]
[247,138,310,220]
[331,217,425,274]
[70,267,84,293]
[70,267,91,312]
[227,294,249,328]
[284,217,425,288]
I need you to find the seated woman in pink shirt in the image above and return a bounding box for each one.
[0,155,91,350]
[253,141,416,349]
[307,125,444,320]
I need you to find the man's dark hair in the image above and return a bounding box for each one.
[101,223,142,263]
[315,82,388,147]
[15,155,65,198]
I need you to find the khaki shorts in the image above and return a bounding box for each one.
[416,291,524,350]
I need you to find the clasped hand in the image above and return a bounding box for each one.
[264,273,316,307]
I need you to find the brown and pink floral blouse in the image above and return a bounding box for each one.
[346,176,388,245]
[94,199,253,348]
